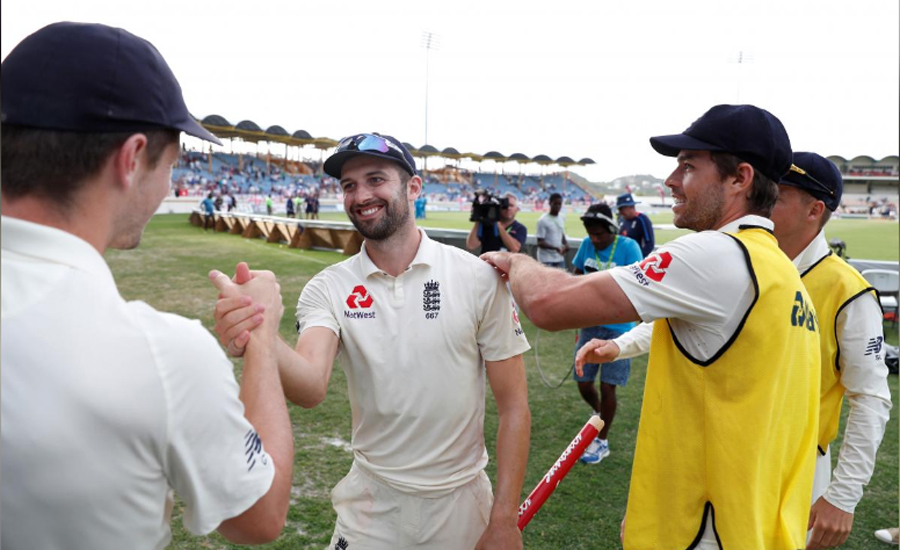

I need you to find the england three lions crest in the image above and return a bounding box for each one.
[423,280,441,319]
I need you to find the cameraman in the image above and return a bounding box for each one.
[466,192,527,254]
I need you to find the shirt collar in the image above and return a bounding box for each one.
[1,216,115,284]
[358,228,437,278]
[717,214,774,234]
[792,229,830,272]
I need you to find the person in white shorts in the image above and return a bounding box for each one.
[0,22,294,549]
[215,133,532,549]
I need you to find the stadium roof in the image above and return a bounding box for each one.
[196,116,597,169]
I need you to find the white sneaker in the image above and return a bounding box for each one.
[875,528,899,545]
[580,438,609,464]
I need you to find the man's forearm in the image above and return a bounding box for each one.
[226,330,294,540]
[507,254,567,318]
[276,332,336,408]
[490,403,531,526]
[466,224,481,251]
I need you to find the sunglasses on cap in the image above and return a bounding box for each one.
[788,164,835,197]
[335,133,415,175]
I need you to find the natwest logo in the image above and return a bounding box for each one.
[346,285,374,309]
[638,251,672,283]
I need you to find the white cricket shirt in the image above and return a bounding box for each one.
[797,231,891,512]
[608,216,767,362]
[296,229,530,495]
[1,216,274,550]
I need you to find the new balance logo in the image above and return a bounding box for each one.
[865,336,883,356]
[244,429,267,472]
[346,285,373,309]
[790,291,818,333]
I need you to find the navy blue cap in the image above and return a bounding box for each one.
[616,193,637,209]
[1,22,221,145]
[780,152,843,211]
[324,133,417,178]
[649,104,792,182]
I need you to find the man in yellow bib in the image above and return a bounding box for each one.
[771,152,892,549]
[483,104,821,550]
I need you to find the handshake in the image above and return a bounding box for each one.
[208,262,284,357]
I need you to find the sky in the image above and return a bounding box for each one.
[2,0,898,182]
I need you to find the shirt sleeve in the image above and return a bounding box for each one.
[606,231,755,362]
[823,292,893,512]
[536,218,549,240]
[296,272,340,338]
[513,223,527,247]
[573,240,589,271]
[613,322,653,359]
[473,261,531,362]
[135,308,275,536]
[608,231,750,325]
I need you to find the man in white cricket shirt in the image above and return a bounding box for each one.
[0,22,293,549]
[215,133,532,550]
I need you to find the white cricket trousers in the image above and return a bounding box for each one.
[328,462,493,550]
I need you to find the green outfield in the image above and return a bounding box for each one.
[310,209,900,261]
[110,215,898,549]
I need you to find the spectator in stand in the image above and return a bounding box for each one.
[570,203,642,465]
[265,194,274,216]
[536,193,568,268]
[305,193,320,219]
[285,194,295,218]
[228,193,237,212]
[616,192,655,257]
[0,21,293,548]
[201,192,215,231]
[214,194,224,212]
[466,192,527,254]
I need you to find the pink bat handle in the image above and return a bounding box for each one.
[517,415,604,531]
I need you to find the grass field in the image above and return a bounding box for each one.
[108,214,898,549]
[309,208,900,261]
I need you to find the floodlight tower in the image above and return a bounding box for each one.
[730,50,754,103]
[421,31,440,146]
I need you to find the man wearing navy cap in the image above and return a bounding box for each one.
[615,192,655,257]
[771,153,891,550]
[1,22,293,548]
[483,104,820,550]
[214,133,532,549]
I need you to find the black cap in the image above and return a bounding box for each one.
[1,22,221,145]
[780,152,843,211]
[649,104,792,182]
[324,133,417,178]
[581,203,619,233]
